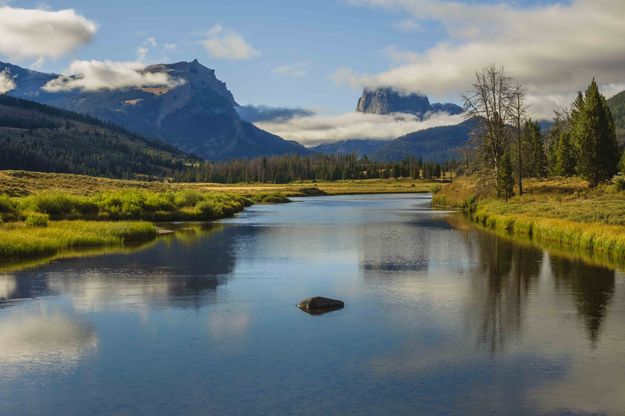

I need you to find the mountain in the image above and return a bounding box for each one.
[1,60,308,161]
[0,94,197,179]
[371,118,480,162]
[607,90,625,143]
[356,87,463,117]
[311,139,386,157]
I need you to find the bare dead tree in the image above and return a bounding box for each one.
[462,65,517,184]
[511,85,527,195]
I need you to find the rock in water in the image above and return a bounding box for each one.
[297,297,344,315]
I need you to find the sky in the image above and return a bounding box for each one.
[2,0,625,144]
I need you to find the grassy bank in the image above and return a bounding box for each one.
[434,176,625,264]
[0,221,157,262]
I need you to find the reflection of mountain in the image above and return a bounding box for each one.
[550,256,615,346]
[0,225,248,310]
[467,233,543,353]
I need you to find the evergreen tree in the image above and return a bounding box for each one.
[553,131,576,176]
[497,150,515,200]
[522,119,546,177]
[573,79,620,186]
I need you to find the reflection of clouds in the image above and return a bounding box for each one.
[47,271,219,312]
[207,310,250,340]
[0,312,97,372]
[0,276,16,301]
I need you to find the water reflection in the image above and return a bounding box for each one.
[0,224,245,310]
[1,195,625,415]
[551,255,615,346]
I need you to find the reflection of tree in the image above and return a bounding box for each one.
[550,256,615,346]
[469,232,543,354]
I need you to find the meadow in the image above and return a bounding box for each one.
[0,170,439,265]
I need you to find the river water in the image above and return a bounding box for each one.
[1,194,625,415]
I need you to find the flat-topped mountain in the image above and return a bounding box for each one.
[1,60,308,161]
[356,87,463,117]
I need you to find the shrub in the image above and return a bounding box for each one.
[615,177,625,191]
[0,194,16,213]
[26,213,49,227]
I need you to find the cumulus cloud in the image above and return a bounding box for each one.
[273,62,310,77]
[43,60,186,92]
[202,24,260,60]
[341,0,625,118]
[394,18,423,33]
[236,105,315,123]
[256,111,464,146]
[0,6,96,59]
[0,69,15,93]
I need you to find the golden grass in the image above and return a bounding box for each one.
[0,221,156,262]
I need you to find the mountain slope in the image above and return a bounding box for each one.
[0,94,196,178]
[356,87,463,117]
[2,60,308,161]
[311,139,386,157]
[607,91,625,142]
[371,118,479,162]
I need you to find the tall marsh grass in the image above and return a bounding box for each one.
[0,221,157,260]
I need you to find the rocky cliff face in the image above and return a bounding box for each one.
[356,87,462,117]
[1,60,308,161]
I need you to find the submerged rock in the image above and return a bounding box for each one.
[297,297,344,315]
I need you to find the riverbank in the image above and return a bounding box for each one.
[434,176,625,265]
[0,170,439,266]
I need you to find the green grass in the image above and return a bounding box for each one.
[434,176,625,265]
[0,221,157,261]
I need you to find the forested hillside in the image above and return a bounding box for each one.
[0,95,197,179]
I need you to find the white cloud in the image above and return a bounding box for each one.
[273,62,310,77]
[136,46,148,61]
[43,60,186,92]
[0,6,96,60]
[342,0,625,119]
[384,46,420,63]
[256,111,464,146]
[202,24,260,60]
[0,69,15,93]
[395,18,423,33]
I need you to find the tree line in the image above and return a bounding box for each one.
[462,65,622,200]
[175,154,455,183]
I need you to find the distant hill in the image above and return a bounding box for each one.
[1,60,308,161]
[607,90,625,143]
[311,139,386,157]
[371,118,479,162]
[0,95,197,179]
[356,87,463,118]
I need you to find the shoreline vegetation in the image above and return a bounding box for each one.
[0,170,440,268]
[434,176,625,268]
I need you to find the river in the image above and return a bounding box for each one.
[1,193,624,415]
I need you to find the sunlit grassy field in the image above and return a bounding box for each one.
[434,176,625,263]
[0,170,437,264]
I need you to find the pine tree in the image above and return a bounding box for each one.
[522,119,546,177]
[553,131,576,176]
[573,79,620,186]
[497,150,515,200]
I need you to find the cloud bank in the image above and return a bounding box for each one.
[0,6,96,60]
[256,111,464,146]
[236,105,315,123]
[43,60,186,92]
[341,0,625,118]
[202,24,260,60]
[0,70,15,93]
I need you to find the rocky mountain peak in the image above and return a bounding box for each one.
[356,87,462,118]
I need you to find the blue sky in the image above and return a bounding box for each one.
[2,0,625,144]
[1,0,558,112]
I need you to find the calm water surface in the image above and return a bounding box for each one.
[1,194,625,415]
